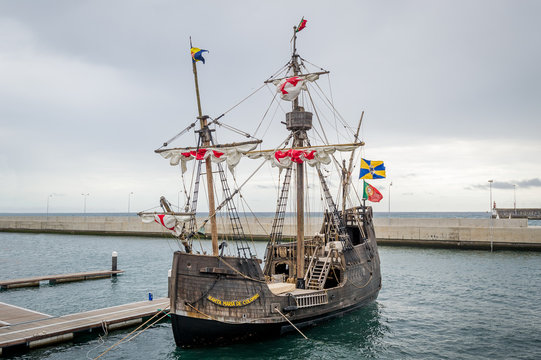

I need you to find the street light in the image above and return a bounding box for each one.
[513,184,517,214]
[488,180,493,216]
[81,193,89,215]
[488,180,493,252]
[388,182,393,218]
[46,194,54,220]
[127,192,134,214]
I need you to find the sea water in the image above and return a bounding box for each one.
[4,211,539,227]
[1,223,540,359]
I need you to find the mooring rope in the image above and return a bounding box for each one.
[124,310,170,343]
[274,307,308,340]
[92,305,170,360]
[185,302,217,321]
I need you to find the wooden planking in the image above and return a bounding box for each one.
[0,302,51,327]
[0,270,124,289]
[0,298,169,351]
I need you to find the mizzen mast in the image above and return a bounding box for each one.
[190,40,219,256]
[342,111,364,218]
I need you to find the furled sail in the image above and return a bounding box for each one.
[273,74,320,101]
[247,143,362,169]
[156,141,260,174]
[140,213,193,236]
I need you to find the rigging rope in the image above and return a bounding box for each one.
[264,61,292,83]
[212,83,266,123]
[187,133,293,253]
[327,75,340,144]
[232,174,268,240]
[252,87,280,138]
[313,81,352,133]
[305,86,330,144]
[307,83,352,142]
[261,96,285,140]
[158,122,196,149]
[207,59,288,132]
[218,258,267,283]
[298,56,329,73]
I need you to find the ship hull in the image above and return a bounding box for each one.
[171,290,379,347]
[169,215,381,348]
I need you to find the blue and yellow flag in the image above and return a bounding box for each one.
[359,158,386,179]
[190,47,208,63]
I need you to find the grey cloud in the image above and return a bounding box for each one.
[1,1,541,213]
[467,178,541,190]
[516,178,541,188]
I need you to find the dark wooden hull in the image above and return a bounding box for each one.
[171,289,379,347]
[169,217,381,348]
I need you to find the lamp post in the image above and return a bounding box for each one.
[81,193,89,215]
[127,192,134,214]
[488,180,493,216]
[388,182,393,218]
[488,180,493,252]
[513,184,517,214]
[46,194,54,220]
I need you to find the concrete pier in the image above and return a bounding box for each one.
[374,218,541,250]
[0,215,540,250]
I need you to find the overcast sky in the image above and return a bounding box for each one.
[1,0,540,214]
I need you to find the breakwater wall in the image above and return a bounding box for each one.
[0,216,539,250]
[495,208,541,220]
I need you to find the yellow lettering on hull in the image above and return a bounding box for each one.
[206,293,260,307]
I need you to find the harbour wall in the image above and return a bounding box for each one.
[494,208,541,220]
[0,216,540,250]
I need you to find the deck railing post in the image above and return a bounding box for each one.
[168,269,172,298]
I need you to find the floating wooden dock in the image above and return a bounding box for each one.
[0,270,124,290]
[0,298,169,356]
[0,302,51,327]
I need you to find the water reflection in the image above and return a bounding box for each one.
[170,302,387,360]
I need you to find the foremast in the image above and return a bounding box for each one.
[191,42,219,256]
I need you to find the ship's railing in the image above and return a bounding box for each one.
[342,205,371,225]
[293,291,329,308]
[268,239,321,260]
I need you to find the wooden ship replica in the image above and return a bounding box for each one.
[140,23,382,347]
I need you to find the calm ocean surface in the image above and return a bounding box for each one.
[1,213,540,359]
[4,211,540,226]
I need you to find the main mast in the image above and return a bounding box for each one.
[289,28,312,289]
[191,45,219,256]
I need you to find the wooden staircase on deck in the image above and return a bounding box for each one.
[306,257,331,290]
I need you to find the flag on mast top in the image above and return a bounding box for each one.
[363,181,383,202]
[359,159,386,179]
[295,17,307,32]
[191,47,208,64]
